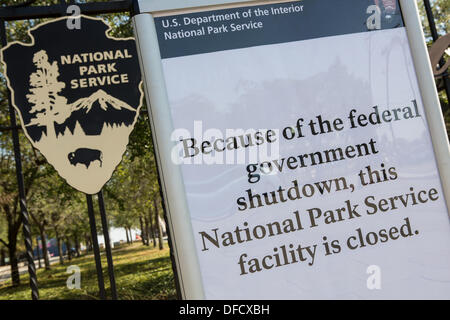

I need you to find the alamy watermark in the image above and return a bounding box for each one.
[171,121,282,166]
[66,5,81,30]
[366,264,381,290]
[66,265,81,290]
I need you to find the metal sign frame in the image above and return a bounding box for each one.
[132,0,450,299]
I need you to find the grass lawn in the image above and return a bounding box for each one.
[0,243,177,300]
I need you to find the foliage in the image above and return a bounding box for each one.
[418,0,449,118]
[418,0,449,40]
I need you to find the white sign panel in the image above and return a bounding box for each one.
[134,0,450,299]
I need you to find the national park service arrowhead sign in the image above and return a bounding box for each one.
[1,15,144,194]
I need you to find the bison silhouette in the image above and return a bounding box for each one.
[68,148,103,169]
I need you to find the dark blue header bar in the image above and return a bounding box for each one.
[155,0,403,59]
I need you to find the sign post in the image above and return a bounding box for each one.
[134,0,450,299]
[86,194,106,300]
[98,190,118,300]
[0,18,39,301]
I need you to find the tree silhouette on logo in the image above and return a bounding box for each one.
[26,50,71,139]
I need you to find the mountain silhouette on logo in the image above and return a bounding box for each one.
[55,89,137,136]
[71,89,136,113]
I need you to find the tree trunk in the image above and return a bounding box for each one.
[39,228,50,270]
[154,198,164,250]
[139,216,146,245]
[125,227,130,244]
[5,206,21,287]
[66,238,72,261]
[74,235,81,257]
[129,227,133,244]
[8,240,20,286]
[144,216,150,246]
[157,218,164,250]
[35,237,42,269]
[147,211,154,246]
[0,248,5,266]
[56,235,64,265]
[149,209,156,248]
[85,235,91,252]
[46,121,56,140]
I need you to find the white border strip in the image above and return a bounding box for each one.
[400,0,450,213]
[132,13,205,299]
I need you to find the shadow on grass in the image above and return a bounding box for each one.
[0,244,177,300]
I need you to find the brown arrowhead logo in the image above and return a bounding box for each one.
[1,16,144,194]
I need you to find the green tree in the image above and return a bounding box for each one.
[418,0,449,40]
[418,0,449,130]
